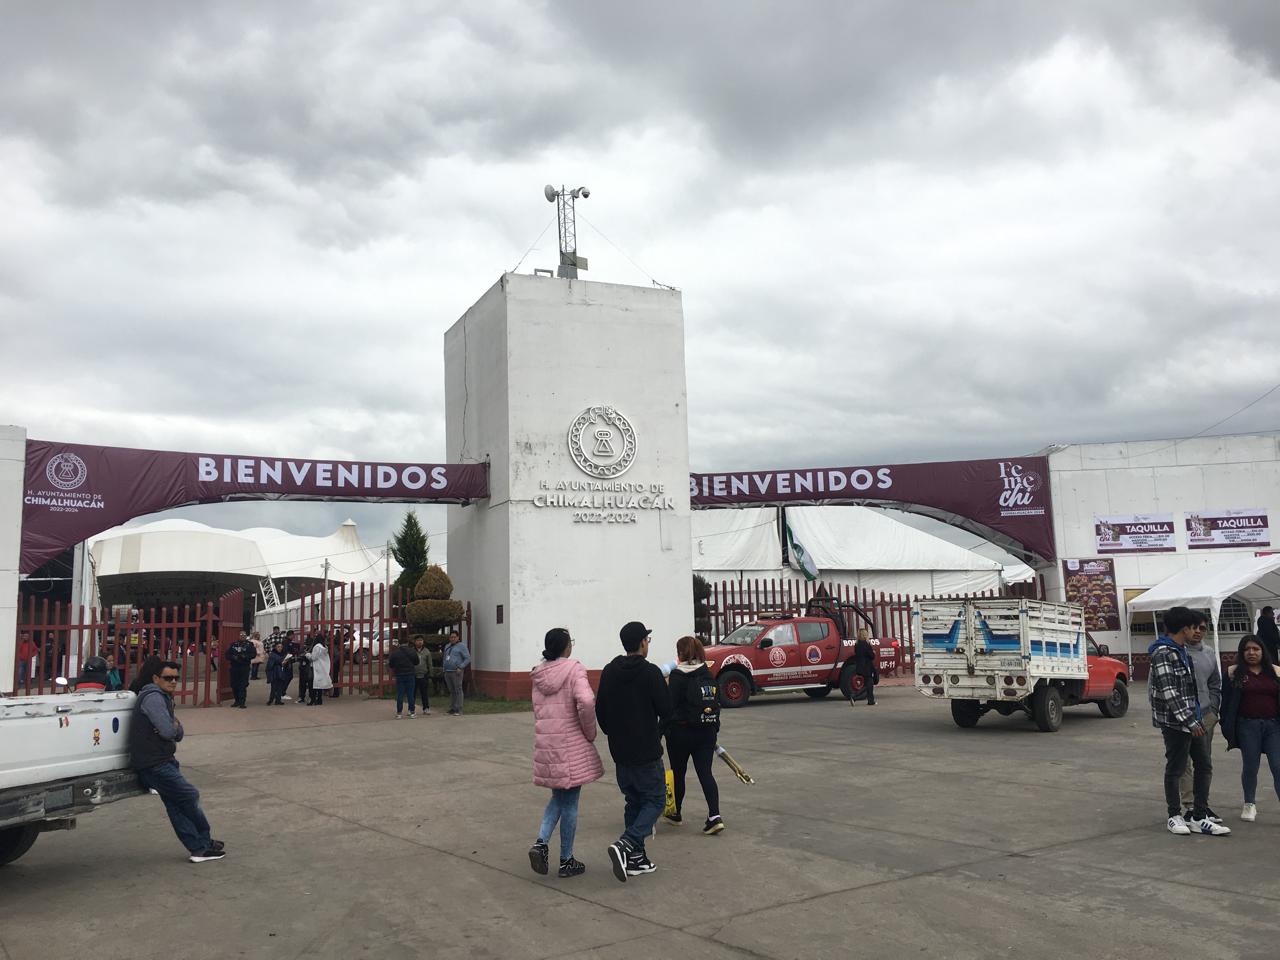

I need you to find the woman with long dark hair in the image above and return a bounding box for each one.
[527,627,602,878]
[129,655,165,694]
[664,635,723,835]
[1220,634,1280,822]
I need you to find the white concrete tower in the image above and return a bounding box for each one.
[445,274,693,696]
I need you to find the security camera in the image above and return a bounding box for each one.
[544,184,558,203]
[574,186,590,199]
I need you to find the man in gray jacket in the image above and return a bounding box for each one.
[442,630,471,716]
[130,660,225,862]
[1179,612,1222,821]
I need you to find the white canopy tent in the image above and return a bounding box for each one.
[1126,553,1280,652]
[692,505,1005,595]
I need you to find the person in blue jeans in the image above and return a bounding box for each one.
[387,637,420,718]
[595,621,673,882]
[1220,635,1280,822]
[128,658,225,863]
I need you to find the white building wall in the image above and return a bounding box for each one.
[446,274,693,689]
[1041,433,1280,654]
[1,425,26,693]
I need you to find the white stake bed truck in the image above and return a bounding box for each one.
[0,690,143,865]
[913,598,1130,732]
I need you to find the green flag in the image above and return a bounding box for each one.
[786,521,819,581]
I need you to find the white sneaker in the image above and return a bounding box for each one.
[1167,815,1191,835]
[1241,802,1257,822]
[1189,815,1232,836]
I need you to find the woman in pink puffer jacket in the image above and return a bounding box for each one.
[528,627,603,879]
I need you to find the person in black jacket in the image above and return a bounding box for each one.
[387,637,420,719]
[1256,607,1280,666]
[664,635,723,835]
[265,641,291,705]
[852,628,877,706]
[596,621,672,882]
[225,632,255,709]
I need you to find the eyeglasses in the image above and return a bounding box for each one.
[158,674,180,681]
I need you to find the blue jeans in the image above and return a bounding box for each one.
[395,675,416,714]
[537,786,582,861]
[1237,717,1280,804]
[615,759,666,852]
[137,760,212,854]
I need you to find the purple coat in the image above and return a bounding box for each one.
[531,657,604,789]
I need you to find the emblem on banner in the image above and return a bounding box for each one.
[45,452,89,491]
[567,406,637,478]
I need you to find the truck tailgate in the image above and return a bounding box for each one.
[0,692,136,790]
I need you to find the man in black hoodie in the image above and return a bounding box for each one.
[596,621,672,882]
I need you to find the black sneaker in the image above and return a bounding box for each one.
[188,848,226,863]
[210,839,226,852]
[528,840,549,876]
[607,839,632,883]
[625,852,657,876]
[558,857,586,878]
[662,811,683,825]
[703,816,725,835]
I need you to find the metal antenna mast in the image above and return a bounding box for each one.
[544,184,590,279]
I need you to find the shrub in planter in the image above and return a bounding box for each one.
[406,564,464,638]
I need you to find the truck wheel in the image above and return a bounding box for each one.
[357,649,371,665]
[804,686,833,699]
[1098,681,1129,718]
[718,671,751,708]
[839,664,867,701]
[0,826,39,867]
[1032,685,1064,732]
[951,699,983,728]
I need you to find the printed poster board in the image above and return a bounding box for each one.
[1062,558,1121,631]
[1094,514,1176,554]
[1186,508,1270,550]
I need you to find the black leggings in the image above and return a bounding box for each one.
[666,726,719,818]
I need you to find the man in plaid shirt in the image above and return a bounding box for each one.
[1148,606,1230,836]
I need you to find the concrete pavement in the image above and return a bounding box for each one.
[2,683,1277,959]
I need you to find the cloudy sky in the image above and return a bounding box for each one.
[4,0,1279,562]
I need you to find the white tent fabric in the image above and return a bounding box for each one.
[89,518,398,584]
[691,505,1004,594]
[1126,554,1280,622]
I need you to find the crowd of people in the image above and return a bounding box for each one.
[1148,605,1280,836]
[526,620,727,882]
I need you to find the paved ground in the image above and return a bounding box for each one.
[3,680,1278,960]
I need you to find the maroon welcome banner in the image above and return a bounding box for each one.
[689,455,1055,562]
[21,440,489,573]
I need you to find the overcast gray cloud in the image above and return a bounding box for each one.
[2,0,1279,559]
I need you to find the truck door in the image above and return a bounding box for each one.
[755,623,799,683]
[795,619,837,681]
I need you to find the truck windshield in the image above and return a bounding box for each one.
[720,624,766,646]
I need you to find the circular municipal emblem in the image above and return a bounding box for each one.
[805,645,822,664]
[567,406,637,478]
[46,452,88,490]
[768,646,787,667]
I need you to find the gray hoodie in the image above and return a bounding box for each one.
[1183,639,1222,715]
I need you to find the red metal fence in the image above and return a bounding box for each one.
[702,576,1045,669]
[13,588,244,706]
[293,581,473,696]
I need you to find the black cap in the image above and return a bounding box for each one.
[619,621,651,652]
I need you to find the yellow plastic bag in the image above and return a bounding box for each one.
[663,768,677,817]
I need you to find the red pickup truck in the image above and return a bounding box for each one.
[704,597,898,707]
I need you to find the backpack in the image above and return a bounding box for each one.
[688,668,720,730]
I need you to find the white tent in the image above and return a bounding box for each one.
[89,518,398,585]
[692,505,1004,595]
[1126,554,1280,650]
